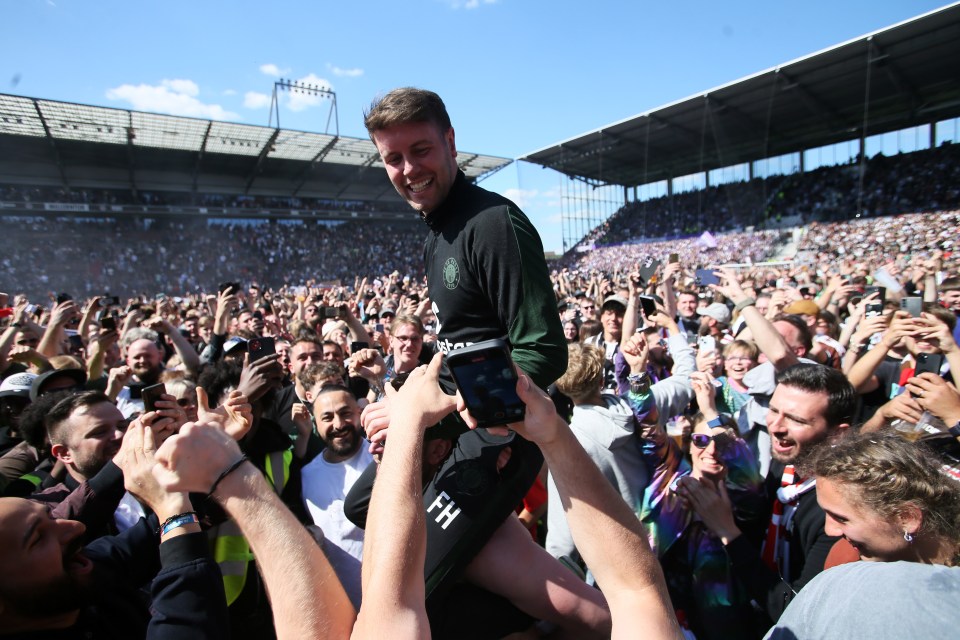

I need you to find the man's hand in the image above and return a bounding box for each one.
[196,387,253,440]
[108,364,134,388]
[49,300,79,327]
[384,353,458,432]
[153,421,245,495]
[139,393,188,445]
[881,311,917,349]
[348,348,386,383]
[237,353,284,402]
[143,316,174,336]
[117,418,190,518]
[906,373,960,426]
[648,310,679,335]
[292,403,314,439]
[711,267,748,306]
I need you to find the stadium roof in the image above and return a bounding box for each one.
[521,3,960,187]
[0,94,512,203]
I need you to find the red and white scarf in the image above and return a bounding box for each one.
[761,465,817,581]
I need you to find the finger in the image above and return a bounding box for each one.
[142,421,157,454]
[196,387,211,413]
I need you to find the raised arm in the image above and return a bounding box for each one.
[510,373,682,640]
[713,268,798,371]
[352,353,458,640]
[154,421,356,640]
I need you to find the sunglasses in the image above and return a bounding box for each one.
[691,430,734,450]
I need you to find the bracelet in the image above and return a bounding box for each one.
[734,297,756,312]
[157,511,199,536]
[207,455,249,499]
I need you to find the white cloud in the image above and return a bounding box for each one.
[286,73,334,112]
[327,64,364,78]
[260,63,291,77]
[222,89,237,96]
[106,79,239,120]
[244,91,271,109]
[161,78,198,97]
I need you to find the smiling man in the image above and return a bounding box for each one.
[299,385,372,608]
[681,363,856,625]
[364,87,564,388]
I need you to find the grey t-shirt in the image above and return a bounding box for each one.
[766,561,960,639]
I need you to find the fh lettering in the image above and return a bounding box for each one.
[427,491,461,530]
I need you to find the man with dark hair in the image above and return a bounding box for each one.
[262,331,324,437]
[363,88,600,635]
[678,363,854,625]
[364,87,565,386]
[47,391,125,484]
[299,385,372,608]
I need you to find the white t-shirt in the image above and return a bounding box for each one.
[300,444,373,608]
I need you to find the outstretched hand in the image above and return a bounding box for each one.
[196,387,253,440]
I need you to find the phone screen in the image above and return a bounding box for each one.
[248,336,276,362]
[142,383,166,413]
[447,339,525,428]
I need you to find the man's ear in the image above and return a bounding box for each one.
[445,127,457,158]
[424,438,453,467]
[50,442,71,464]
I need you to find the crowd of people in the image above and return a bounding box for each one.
[1,94,959,639]
[578,142,960,249]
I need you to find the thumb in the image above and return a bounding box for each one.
[196,387,211,413]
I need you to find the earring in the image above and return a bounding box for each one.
[903,530,914,543]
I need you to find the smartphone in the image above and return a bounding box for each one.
[446,339,525,428]
[639,295,658,318]
[638,260,661,284]
[56,292,73,305]
[375,323,384,333]
[668,253,679,264]
[248,336,276,362]
[142,383,166,414]
[218,281,240,296]
[698,335,717,353]
[322,306,340,318]
[351,341,369,354]
[100,316,117,331]
[900,297,922,318]
[864,286,886,305]
[100,295,120,307]
[695,269,720,287]
[915,353,945,378]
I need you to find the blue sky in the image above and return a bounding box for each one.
[2,0,949,253]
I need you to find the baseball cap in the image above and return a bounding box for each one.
[0,372,38,400]
[783,300,821,317]
[30,368,87,402]
[697,302,731,324]
[602,295,628,311]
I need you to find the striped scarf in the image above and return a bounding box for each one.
[760,465,817,581]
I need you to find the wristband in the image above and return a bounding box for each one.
[949,423,960,440]
[207,455,249,498]
[158,512,199,536]
[734,297,756,312]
